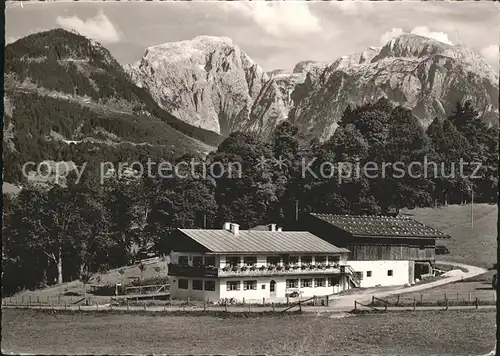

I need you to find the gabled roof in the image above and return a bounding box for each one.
[310,213,451,239]
[178,229,350,254]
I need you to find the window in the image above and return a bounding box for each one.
[286,279,299,288]
[178,256,189,265]
[204,256,215,266]
[301,256,312,265]
[227,281,240,291]
[192,280,203,290]
[419,244,426,250]
[226,256,240,267]
[327,256,340,264]
[243,256,257,266]
[192,256,203,266]
[315,278,326,287]
[355,271,364,280]
[204,280,216,291]
[178,279,188,289]
[267,256,281,266]
[387,270,393,277]
[244,280,257,290]
[367,271,372,277]
[301,279,312,288]
[315,256,326,264]
[289,256,299,265]
[328,277,339,287]
[261,284,266,290]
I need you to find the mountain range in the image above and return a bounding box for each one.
[3,29,499,186]
[126,33,499,141]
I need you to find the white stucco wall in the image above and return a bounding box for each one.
[347,260,411,288]
[219,275,348,303]
[169,277,220,302]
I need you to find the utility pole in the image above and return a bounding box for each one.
[471,189,474,228]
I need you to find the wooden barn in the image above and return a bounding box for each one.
[305,213,451,287]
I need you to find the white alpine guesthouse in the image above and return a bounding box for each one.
[168,223,361,303]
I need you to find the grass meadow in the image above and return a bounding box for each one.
[401,203,497,268]
[2,309,496,355]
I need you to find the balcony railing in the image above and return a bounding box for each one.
[167,263,218,277]
[168,263,343,278]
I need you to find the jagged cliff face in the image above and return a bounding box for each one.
[127,36,282,136]
[128,34,499,141]
[291,34,499,141]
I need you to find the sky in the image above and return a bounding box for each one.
[6,1,500,72]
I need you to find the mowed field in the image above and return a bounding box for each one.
[2,309,496,355]
[401,203,497,268]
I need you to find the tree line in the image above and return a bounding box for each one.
[2,99,497,295]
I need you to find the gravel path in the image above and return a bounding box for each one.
[325,260,488,311]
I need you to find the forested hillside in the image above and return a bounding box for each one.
[3,98,497,295]
[4,29,224,185]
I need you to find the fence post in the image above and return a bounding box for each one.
[224,303,227,312]
[444,293,447,303]
[475,297,479,309]
[242,297,245,305]
[127,300,129,312]
[204,302,206,312]
[109,298,112,310]
[263,297,265,305]
[413,298,416,311]
[78,304,81,311]
[396,295,400,305]
[96,302,99,311]
[420,294,423,304]
[298,300,302,313]
[468,293,471,303]
[371,296,374,304]
[272,302,275,313]
[354,301,357,311]
[445,298,448,311]
[29,296,32,306]
[248,304,251,312]
[286,296,289,305]
[21,296,24,305]
[456,292,459,301]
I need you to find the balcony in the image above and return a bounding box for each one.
[168,263,342,278]
[167,263,218,277]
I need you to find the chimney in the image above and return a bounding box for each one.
[223,222,231,231]
[277,227,283,232]
[230,223,240,236]
[268,223,277,232]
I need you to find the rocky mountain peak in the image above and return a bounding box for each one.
[373,33,452,62]
[126,35,270,135]
[291,33,498,141]
[126,33,498,142]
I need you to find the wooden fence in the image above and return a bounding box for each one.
[353,293,496,313]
